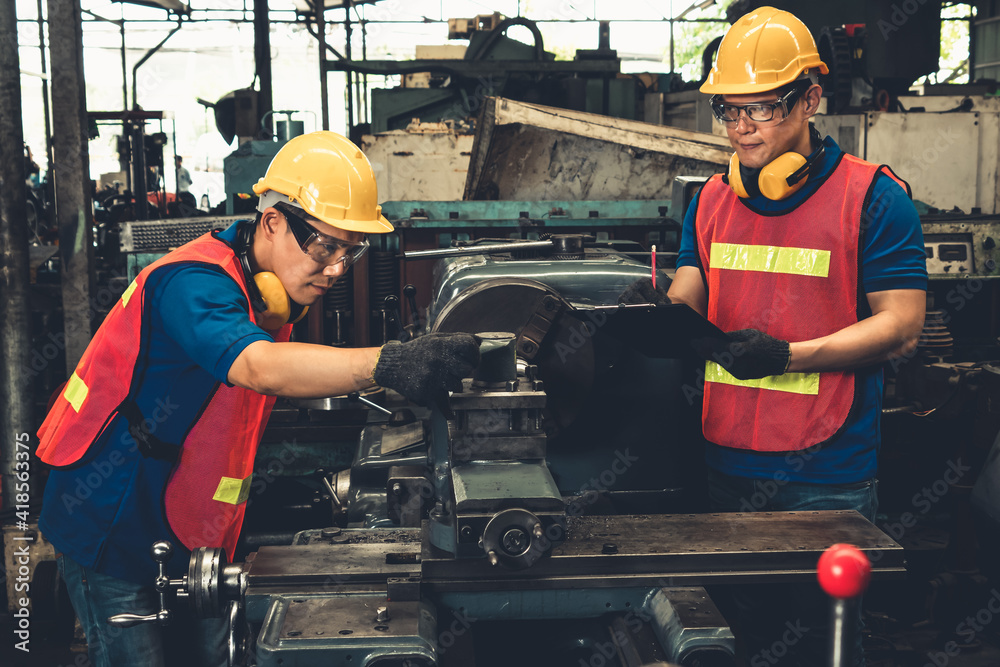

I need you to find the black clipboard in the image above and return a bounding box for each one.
[573,303,729,359]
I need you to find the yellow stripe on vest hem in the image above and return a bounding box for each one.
[213,475,253,505]
[705,361,820,395]
[121,279,139,307]
[710,242,831,278]
[63,372,89,412]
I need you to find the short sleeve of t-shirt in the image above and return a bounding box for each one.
[861,174,928,293]
[150,264,273,384]
[676,189,703,271]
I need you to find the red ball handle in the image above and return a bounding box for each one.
[817,543,871,599]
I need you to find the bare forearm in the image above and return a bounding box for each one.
[229,341,380,397]
[667,266,707,316]
[787,311,920,373]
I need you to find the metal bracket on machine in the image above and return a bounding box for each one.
[518,293,563,360]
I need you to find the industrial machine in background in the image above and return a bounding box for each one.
[329,14,634,135]
[198,89,317,216]
[89,110,178,226]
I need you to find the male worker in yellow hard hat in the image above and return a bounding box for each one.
[35,131,479,666]
[621,7,926,666]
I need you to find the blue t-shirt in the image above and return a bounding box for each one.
[676,137,927,483]
[40,222,273,584]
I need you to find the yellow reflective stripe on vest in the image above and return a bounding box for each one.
[705,361,820,395]
[212,475,253,505]
[711,242,831,278]
[64,372,89,412]
[121,279,139,307]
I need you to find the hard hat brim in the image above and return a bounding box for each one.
[319,214,394,235]
[256,188,395,234]
[700,63,829,96]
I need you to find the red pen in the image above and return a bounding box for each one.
[651,244,657,289]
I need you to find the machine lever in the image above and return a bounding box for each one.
[403,240,552,260]
[383,295,403,342]
[107,610,171,628]
[348,391,393,416]
[818,543,871,667]
[107,541,180,629]
[403,284,421,338]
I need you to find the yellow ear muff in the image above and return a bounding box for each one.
[253,272,309,330]
[758,152,809,201]
[727,152,750,199]
[253,272,290,330]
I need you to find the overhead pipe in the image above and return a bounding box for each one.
[131,16,183,110]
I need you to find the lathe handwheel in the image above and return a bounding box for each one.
[480,508,550,570]
[188,546,226,618]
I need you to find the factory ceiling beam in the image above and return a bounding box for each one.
[48,0,96,372]
[326,59,621,77]
[112,0,191,14]
[293,0,380,10]
[0,0,35,510]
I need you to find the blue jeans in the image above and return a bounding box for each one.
[707,468,878,667]
[58,554,228,667]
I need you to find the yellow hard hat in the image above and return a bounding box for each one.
[700,6,829,95]
[252,131,393,234]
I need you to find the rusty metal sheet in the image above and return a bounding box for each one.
[465,96,731,200]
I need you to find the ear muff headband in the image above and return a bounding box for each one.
[236,221,308,330]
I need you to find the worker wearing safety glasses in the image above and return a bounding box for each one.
[621,7,926,666]
[36,131,479,667]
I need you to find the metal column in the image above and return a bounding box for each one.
[129,119,149,221]
[254,0,272,138]
[316,2,329,131]
[0,0,35,509]
[48,0,96,371]
[36,0,54,175]
[344,0,353,133]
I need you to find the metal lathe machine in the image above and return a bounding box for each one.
[110,228,905,667]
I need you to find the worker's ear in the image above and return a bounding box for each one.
[801,84,822,119]
[258,207,283,242]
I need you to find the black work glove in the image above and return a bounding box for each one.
[373,333,480,409]
[693,328,791,380]
[618,277,672,306]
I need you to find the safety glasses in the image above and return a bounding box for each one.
[277,204,369,268]
[710,83,809,124]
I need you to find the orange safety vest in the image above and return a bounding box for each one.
[694,153,908,452]
[36,231,290,559]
